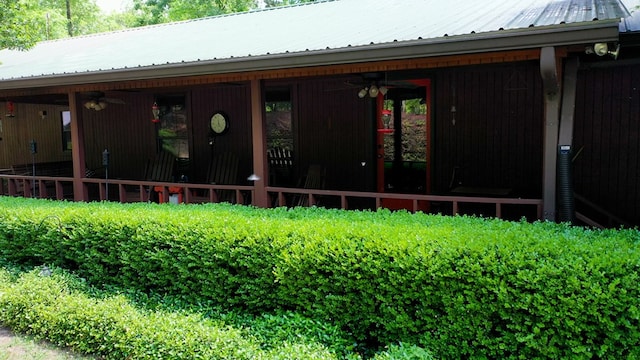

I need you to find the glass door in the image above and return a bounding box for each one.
[377,79,432,211]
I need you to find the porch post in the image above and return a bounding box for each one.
[540,47,561,221]
[68,91,88,201]
[250,78,269,207]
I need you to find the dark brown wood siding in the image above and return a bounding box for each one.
[294,77,375,191]
[432,62,544,197]
[573,63,640,225]
[81,85,253,183]
[0,102,72,168]
[82,92,157,178]
[190,84,253,183]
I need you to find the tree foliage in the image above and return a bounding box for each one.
[0,0,40,50]
[0,0,130,50]
[128,0,316,26]
[21,0,105,39]
[263,0,314,7]
[0,0,318,50]
[129,0,256,25]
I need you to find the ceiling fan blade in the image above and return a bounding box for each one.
[101,97,126,104]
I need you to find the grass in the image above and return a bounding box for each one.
[0,327,96,360]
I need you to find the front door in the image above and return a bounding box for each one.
[378,79,432,211]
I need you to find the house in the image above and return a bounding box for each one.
[0,0,637,227]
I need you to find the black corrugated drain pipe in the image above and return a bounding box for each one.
[557,145,575,223]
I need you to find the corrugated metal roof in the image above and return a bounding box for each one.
[0,0,629,87]
[620,0,640,31]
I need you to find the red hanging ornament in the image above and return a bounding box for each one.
[151,102,160,123]
[6,101,15,117]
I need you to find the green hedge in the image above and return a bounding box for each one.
[0,197,638,358]
[0,268,371,359]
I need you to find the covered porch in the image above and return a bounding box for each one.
[0,51,554,221]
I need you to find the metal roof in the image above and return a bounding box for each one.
[0,0,629,89]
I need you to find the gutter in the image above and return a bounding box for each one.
[0,20,621,90]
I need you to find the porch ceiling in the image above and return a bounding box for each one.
[0,0,629,90]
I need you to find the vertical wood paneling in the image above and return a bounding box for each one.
[433,62,544,197]
[0,101,71,168]
[82,92,157,178]
[295,77,373,190]
[574,64,640,224]
[191,84,252,183]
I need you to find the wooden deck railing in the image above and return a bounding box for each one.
[267,186,543,219]
[0,174,74,200]
[0,174,543,220]
[574,193,631,229]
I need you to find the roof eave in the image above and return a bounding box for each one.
[0,20,620,90]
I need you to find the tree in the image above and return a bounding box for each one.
[129,0,256,26]
[263,0,314,7]
[1,0,127,48]
[0,0,317,50]
[0,0,41,49]
[24,0,108,39]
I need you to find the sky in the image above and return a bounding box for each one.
[95,0,130,13]
[623,0,640,10]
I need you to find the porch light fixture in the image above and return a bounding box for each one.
[369,84,379,98]
[586,42,620,59]
[358,84,388,98]
[594,43,609,56]
[84,100,107,111]
[5,101,15,117]
[151,102,160,123]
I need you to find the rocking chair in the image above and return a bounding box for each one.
[292,164,325,207]
[124,150,176,202]
[193,152,239,203]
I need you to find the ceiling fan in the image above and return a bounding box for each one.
[324,73,391,97]
[82,91,125,111]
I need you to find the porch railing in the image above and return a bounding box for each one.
[574,193,631,229]
[0,174,74,200]
[0,174,543,220]
[80,178,256,205]
[267,186,543,219]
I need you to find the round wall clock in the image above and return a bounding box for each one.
[210,112,229,135]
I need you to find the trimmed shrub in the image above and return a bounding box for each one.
[0,268,355,359]
[0,197,638,358]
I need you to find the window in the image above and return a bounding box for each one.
[265,87,293,186]
[265,88,293,150]
[61,111,71,151]
[156,96,189,159]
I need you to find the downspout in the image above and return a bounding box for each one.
[557,57,579,223]
[540,47,561,221]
